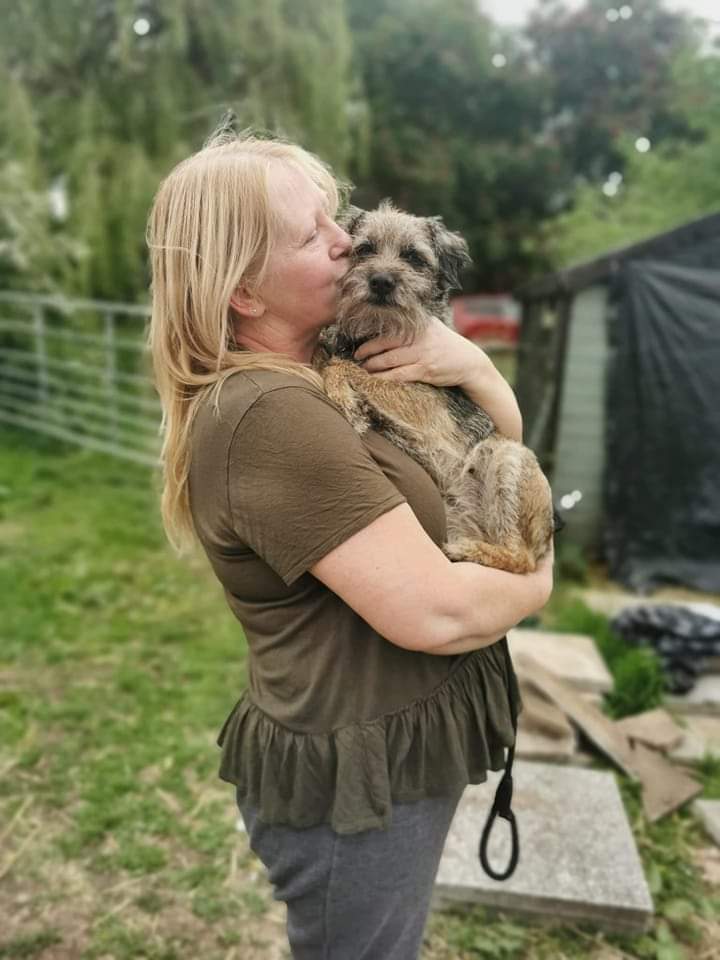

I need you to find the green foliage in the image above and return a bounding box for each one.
[0,0,355,301]
[546,46,720,267]
[526,0,697,180]
[348,0,568,288]
[555,540,589,584]
[0,931,63,958]
[0,0,717,297]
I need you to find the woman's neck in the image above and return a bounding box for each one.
[233,315,320,364]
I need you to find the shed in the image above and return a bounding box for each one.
[513,212,720,593]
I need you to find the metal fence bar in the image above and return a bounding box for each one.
[0,380,160,436]
[0,290,150,317]
[1,347,151,387]
[33,303,49,407]
[0,363,161,415]
[0,410,159,467]
[104,311,119,443]
[0,319,147,353]
[0,391,159,455]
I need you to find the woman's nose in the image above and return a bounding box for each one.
[332,223,352,258]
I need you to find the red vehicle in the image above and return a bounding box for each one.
[451,294,520,345]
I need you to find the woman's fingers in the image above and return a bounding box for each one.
[354,334,414,361]
[372,364,426,382]
[360,347,420,372]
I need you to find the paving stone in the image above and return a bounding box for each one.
[516,680,577,762]
[666,676,720,714]
[518,680,574,738]
[517,656,701,820]
[434,762,654,933]
[509,628,613,694]
[693,800,720,846]
[615,708,684,751]
[670,715,720,761]
[516,725,577,762]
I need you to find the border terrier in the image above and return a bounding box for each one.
[315,201,555,574]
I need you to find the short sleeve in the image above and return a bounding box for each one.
[227,385,407,585]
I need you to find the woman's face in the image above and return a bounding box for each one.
[255,165,351,331]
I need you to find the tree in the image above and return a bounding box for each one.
[347,0,569,290]
[0,0,356,301]
[546,52,720,266]
[525,0,698,182]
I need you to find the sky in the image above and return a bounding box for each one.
[480,0,720,28]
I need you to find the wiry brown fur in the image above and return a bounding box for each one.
[315,201,554,574]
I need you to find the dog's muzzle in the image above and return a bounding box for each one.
[368,272,396,302]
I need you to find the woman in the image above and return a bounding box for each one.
[147,127,553,960]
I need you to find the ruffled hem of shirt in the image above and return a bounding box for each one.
[217,638,522,834]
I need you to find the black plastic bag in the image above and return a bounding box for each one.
[610,604,720,694]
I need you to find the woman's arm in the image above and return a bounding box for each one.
[310,503,553,654]
[353,317,522,441]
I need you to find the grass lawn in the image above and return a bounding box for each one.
[0,426,718,959]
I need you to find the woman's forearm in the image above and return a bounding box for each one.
[460,356,523,442]
[421,552,553,655]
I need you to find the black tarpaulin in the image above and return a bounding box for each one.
[604,249,720,592]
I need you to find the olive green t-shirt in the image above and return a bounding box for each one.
[189,368,520,834]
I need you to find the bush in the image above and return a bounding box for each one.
[547,598,666,718]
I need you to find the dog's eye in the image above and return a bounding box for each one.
[354,242,375,258]
[401,248,427,269]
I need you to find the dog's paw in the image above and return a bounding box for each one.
[443,540,473,563]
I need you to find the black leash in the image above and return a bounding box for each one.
[478,635,520,881]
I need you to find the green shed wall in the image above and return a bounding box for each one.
[551,284,609,552]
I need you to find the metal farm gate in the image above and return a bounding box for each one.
[0,291,160,466]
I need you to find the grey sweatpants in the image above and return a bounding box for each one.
[238,788,464,960]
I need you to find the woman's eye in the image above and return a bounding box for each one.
[305,230,318,244]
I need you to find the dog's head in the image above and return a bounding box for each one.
[335,201,471,343]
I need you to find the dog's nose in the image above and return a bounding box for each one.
[369,273,396,297]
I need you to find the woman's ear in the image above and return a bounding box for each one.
[229,289,265,319]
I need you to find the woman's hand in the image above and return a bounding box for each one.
[354,317,523,441]
[353,316,490,390]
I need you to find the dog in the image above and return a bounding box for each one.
[315,201,555,574]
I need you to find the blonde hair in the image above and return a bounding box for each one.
[147,127,346,552]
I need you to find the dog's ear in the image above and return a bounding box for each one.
[426,217,472,293]
[338,205,367,235]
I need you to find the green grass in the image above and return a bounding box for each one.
[0,427,274,959]
[1,425,718,960]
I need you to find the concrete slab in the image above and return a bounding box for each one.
[670,715,720,761]
[693,800,720,847]
[666,676,720,715]
[518,680,574,738]
[434,762,653,934]
[516,725,576,762]
[516,680,577,762]
[509,628,613,694]
[615,709,684,751]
